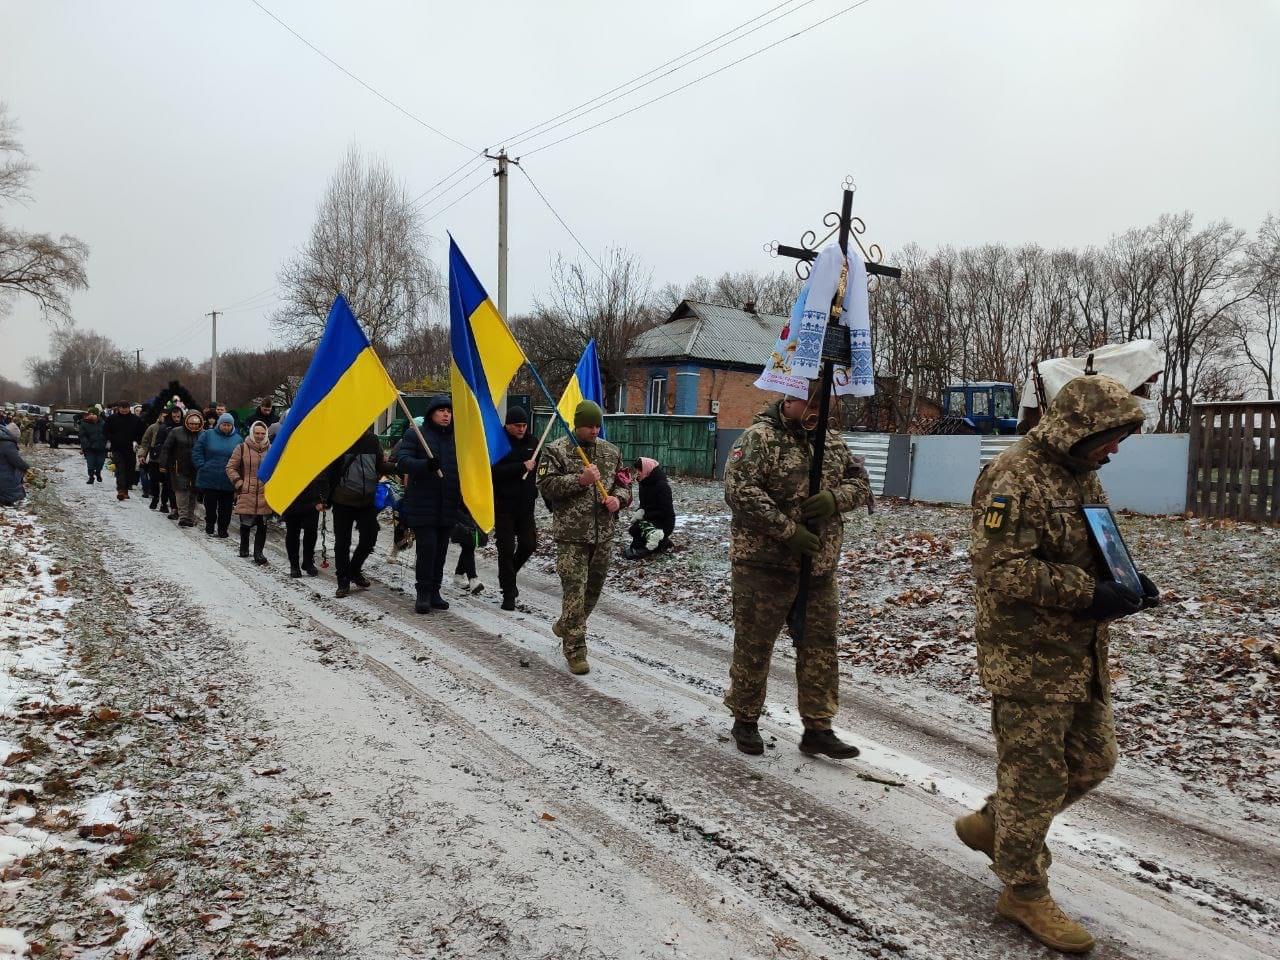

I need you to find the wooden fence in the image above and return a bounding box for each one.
[1186,401,1280,522]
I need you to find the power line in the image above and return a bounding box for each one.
[504,0,820,154]
[248,0,476,153]
[218,285,278,311]
[409,152,490,211]
[417,165,493,221]
[522,0,878,160]
[421,174,491,225]
[517,164,604,276]
[413,163,492,218]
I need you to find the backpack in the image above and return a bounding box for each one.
[331,452,378,507]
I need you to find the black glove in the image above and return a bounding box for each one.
[1085,581,1143,621]
[1137,573,1161,609]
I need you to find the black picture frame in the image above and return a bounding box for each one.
[1081,504,1143,596]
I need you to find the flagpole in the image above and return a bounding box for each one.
[522,414,559,479]
[523,361,610,501]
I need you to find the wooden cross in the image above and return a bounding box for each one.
[767,176,900,644]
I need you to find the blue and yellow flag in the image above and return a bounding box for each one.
[258,295,397,513]
[449,238,527,531]
[556,338,605,439]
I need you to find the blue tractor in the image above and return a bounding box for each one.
[935,382,1019,435]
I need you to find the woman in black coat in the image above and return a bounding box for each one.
[624,456,676,559]
[395,396,460,614]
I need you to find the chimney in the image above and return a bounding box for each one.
[743,301,757,314]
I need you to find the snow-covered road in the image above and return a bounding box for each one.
[10,449,1280,958]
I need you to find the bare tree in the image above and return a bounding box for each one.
[273,146,441,349]
[0,103,89,325]
[1230,213,1280,399]
[524,248,657,408]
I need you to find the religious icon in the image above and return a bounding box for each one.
[1081,504,1143,596]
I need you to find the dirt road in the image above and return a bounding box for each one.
[23,451,1280,958]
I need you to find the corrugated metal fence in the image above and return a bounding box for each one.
[842,433,890,495]
[533,409,717,477]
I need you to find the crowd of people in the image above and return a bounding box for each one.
[41,392,678,639]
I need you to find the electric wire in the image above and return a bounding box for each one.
[521,0,878,159]
[498,0,808,151]
[503,0,821,155]
[217,285,279,311]
[248,0,476,153]
[421,174,491,225]
[517,164,604,276]
[408,152,491,212]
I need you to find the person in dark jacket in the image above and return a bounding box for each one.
[78,408,108,484]
[0,423,29,506]
[191,413,239,537]
[104,400,144,501]
[160,409,206,526]
[249,401,279,432]
[490,405,539,610]
[283,474,327,578]
[324,425,388,597]
[623,457,676,559]
[147,407,183,512]
[395,396,459,614]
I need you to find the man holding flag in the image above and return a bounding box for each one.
[536,400,632,675]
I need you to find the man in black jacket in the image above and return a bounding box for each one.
[324,425,388,598]
[395,396,458,614]
[103,400,144,501]
[491,406,539,610]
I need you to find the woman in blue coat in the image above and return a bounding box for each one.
[394,396,460,614]
[191,413,240,537]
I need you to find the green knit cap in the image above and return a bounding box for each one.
[574,400,603,428]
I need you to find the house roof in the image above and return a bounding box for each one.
[629,300,785,368]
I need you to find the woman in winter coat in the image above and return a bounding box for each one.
[624,456,676,559]
[191,413,239,538]
[78,408,108,484]
[160,409,206,526]
[395,396,461,614]
[226,421,273,564]
[145,407,183,512]
[0,422,30,506]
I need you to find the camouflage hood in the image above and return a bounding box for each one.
[1027,374,1145,473]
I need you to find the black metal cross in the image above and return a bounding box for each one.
[766,176,900,644]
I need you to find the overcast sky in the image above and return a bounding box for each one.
[3,0,1277,384]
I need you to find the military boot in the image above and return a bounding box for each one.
[799,728,860,759]
[731,720,764,755]
[996,889,1095,954]
[566,653,590,675]
[955,809,995,860]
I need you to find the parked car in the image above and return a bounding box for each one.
[49,409,82,448]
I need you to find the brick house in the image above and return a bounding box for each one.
[623,300,782,429]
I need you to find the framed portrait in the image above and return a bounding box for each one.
[1081,504,1142,596]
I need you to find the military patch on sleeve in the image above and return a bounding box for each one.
[983,495,1010,532]
[731,447,744,462]
[537,460,549,478]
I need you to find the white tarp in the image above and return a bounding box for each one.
[1020,340,1164,428]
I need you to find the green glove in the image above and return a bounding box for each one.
[801,489,837,521]
[784,526,821,557]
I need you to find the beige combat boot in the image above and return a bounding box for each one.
[566,654,590,675]
[954,809,994,860]
[996,888,1095,953]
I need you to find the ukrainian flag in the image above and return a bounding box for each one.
[258,295,397,513]
[556,338,605,439]
[449,238,527,531]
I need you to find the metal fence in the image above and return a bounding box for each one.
[532,410,718,478]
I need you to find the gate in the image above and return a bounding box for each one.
[1186,401,1280,522]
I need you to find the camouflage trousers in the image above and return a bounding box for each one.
[980,696,1117,895]
[553,541,610,659]
[723,564,839,729]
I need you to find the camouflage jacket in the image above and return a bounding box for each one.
[724,401,870,576]
[537,435,633,545]
[971,376,1145,703]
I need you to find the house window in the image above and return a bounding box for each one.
[647,376,667,415]
[615,383,626,413]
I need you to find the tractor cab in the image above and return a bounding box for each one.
[939,382,1018,435]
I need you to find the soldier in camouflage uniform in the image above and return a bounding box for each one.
[957,374,1159,954]
[536,400,632,676]
[723,387,870,759]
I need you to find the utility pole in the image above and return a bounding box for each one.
[206,310,221,403]
[100,369,106,406]
[484,148,519,319]
[135,348,143,373]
